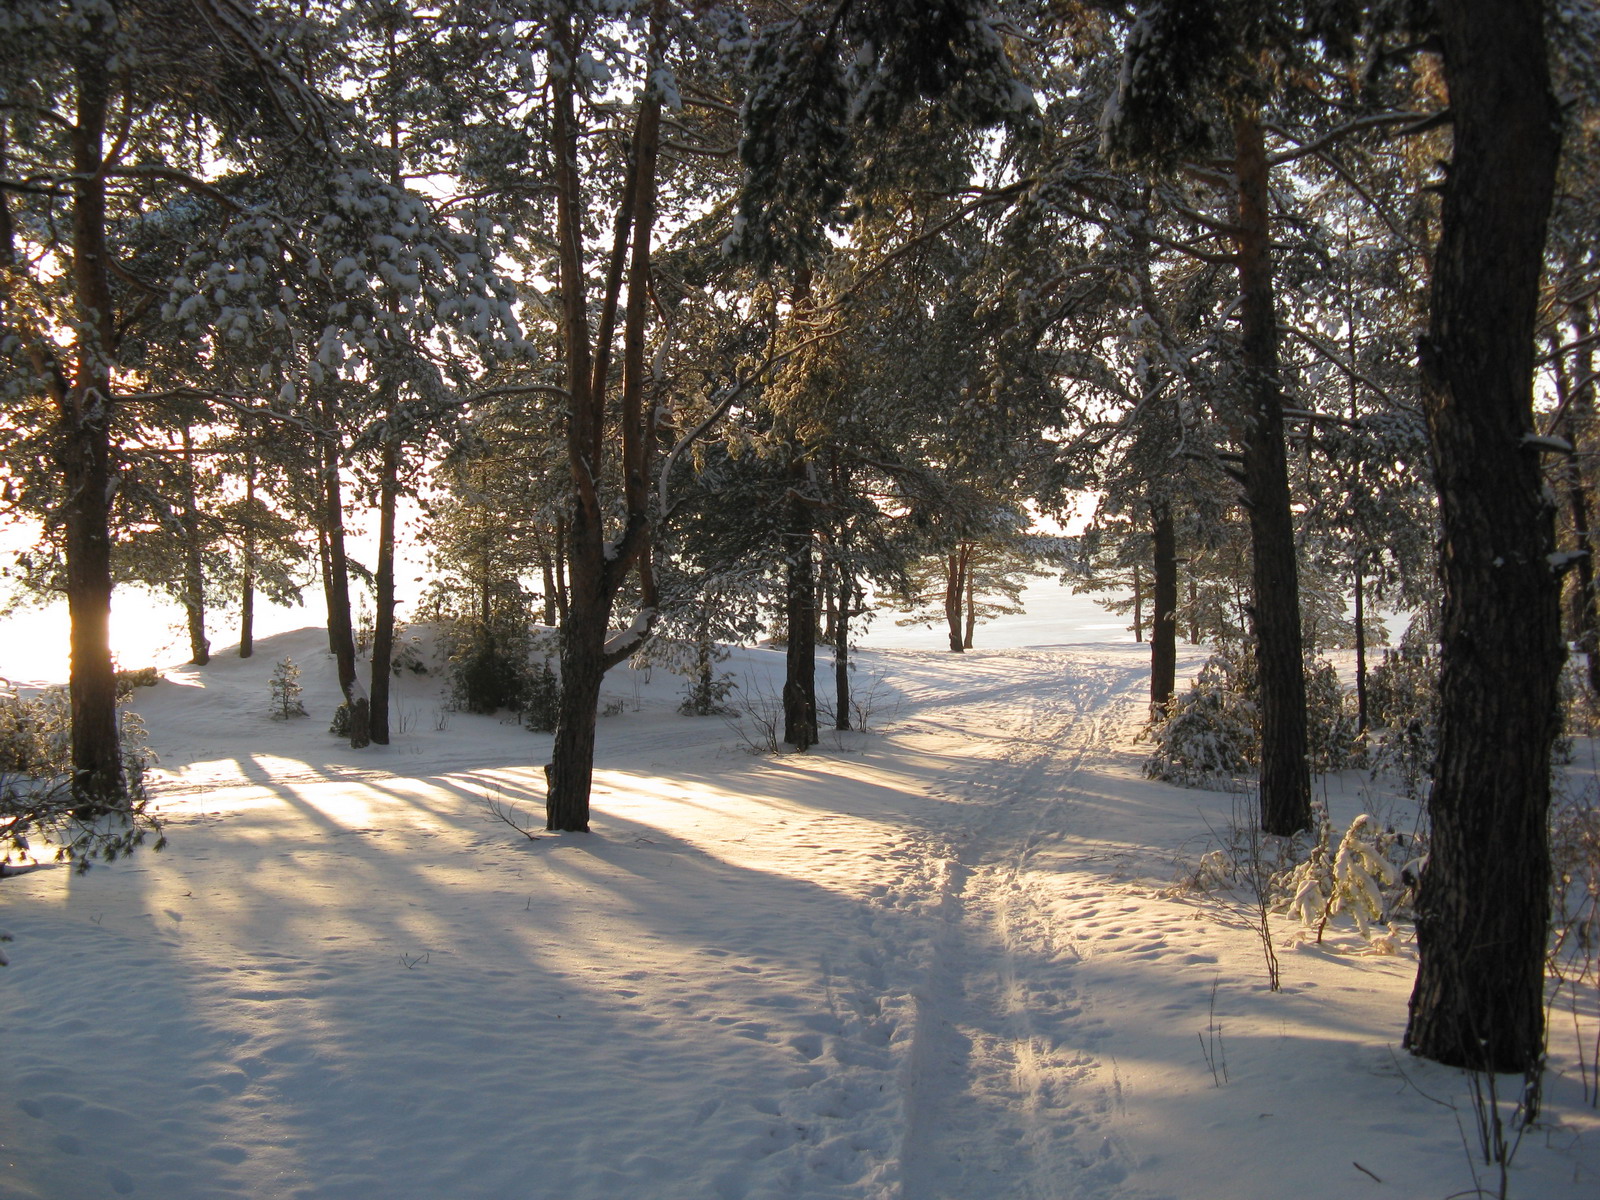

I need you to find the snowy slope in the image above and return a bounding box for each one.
[1,629,1596,1200]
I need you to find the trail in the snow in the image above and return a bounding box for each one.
[873,650,1149,1200]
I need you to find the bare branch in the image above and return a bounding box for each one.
[1540,329,1600,365]
[105,164,245,213]
[1283,324,1403,410]
[1263,111,1432,167]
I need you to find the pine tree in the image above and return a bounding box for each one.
[0,0,334,806]
[269,658,307,721]
[1403,0,1567,1076]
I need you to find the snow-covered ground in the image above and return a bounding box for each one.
[3,625,1597,1200]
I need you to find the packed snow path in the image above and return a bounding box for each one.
[4,632,1597,1200]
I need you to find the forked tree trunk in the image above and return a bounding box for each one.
[545,2,666,830]
[1404,0,1564,1075]
[944,544,969,653]
[1233,106,1310,836]
[63,43,123,808]
[1150,503,1177,718]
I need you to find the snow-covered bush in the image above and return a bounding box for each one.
[329,703,353,738]
[390,637,429,677]
[1280,811,1422,948]
[0,681,162,872]
[520,663,562,733]
[679,668,737,717]
[440,619,537,715]
[1172,797,1424,952]
[1145,641,1258,786]
[1147,643,1363,786]
[655,636,737,718]
[115,666,160,697]
[0,682,65,774]
[1305,659,1362,773]
[1551,781,1600,949]
[1366,644,1438,797]
[1549,778,1600,1096]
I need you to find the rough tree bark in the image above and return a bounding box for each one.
[239,448,256,658]
[1403,0,1564,1074]
[62,41,125,807]
[783,453,819,749]
[1150,502,1177,718]
[963,570,976,650]
[1131,565,1143,643]
[833,561,855,732]
[369,434,400,745]
[1353,559,1368,733]
[319,416,368,749]
[545,1,666,830]
[179,425,210,666]
[1233,106,1310,836]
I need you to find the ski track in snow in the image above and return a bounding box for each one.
[881,652,1142,1200]
[4,630,1598,1200]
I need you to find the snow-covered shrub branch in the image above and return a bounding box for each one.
[0,683,163,873]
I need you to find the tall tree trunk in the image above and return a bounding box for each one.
[834,564,852,732]
[1569,472,1600,695]
[320,421,368,749]
[553,520,569,624]
[369,435,399,745]
[1188,578,1199,644]
[539,544,558,626]
[1353,558,1368,734]
[240,449,256,659]
[545,7,608,829]
[963,568,976,650]
[1132,564,1143,643]
[1404,0,1563,1074]
[62,42,123,807]
[783,455,818,749]
[822,563,839,647]
[1233,107,1310,836]
[547,561,606,832]
[180,425,210,666]
[1150,502,1177,717]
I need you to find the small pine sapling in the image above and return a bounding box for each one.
[521,663,561,732]
[269,657,308,721]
